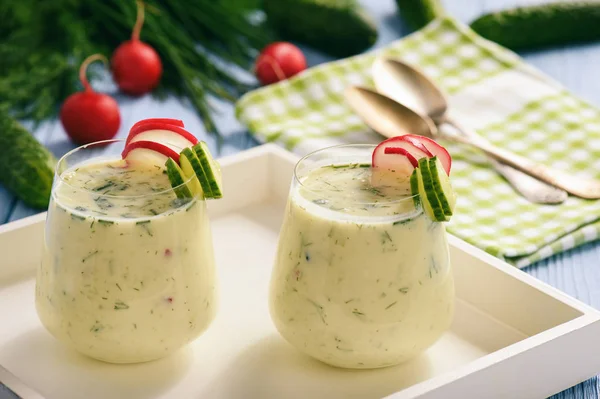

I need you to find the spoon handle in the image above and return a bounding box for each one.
[443,126,600,199]
[444,117,568,204]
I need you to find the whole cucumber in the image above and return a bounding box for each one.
[0,113,56,209]
[470,2,600,50]
[396,0,446,31]
[263,0,378,58]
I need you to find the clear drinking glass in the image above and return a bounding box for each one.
[35,140,217,363]
[269,144,454,369]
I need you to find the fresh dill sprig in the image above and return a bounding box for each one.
[0,0,272,140]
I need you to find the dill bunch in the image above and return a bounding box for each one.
[0,0,271,139]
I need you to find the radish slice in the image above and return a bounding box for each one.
[373,146,418,174]
[126,122,198,154]
[128,129,195,154]
[399,136,433,157]
[128,122,196,144]
[383,147,420,167]
[372,147,416,188]
[373,137,424,167]
[130,118,184,132]
[122,140,180,166]
[373,136,431,164]
[402,134,451,175]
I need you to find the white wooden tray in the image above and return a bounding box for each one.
[1,144,600,399]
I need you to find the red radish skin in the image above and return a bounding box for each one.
[255,42,307,85]
[60,54,121,145]
[122,140,180,163]
[376,136,432,161]
[372,137,424,171]
[373,145,418,176]
[402,134,452,175]
[130,118,184,132]
[111,0,162,96]
[126,122,198,146]
[399,136,433,157]
[383,147,419,167]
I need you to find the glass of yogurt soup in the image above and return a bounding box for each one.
[269,144,454,369]
[36,140,217,363]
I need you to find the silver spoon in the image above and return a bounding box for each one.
[345,86,600,200]
[371,57,568,204]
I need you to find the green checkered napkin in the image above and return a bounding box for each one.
[235,17,600,268]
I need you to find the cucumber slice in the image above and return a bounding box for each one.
[415,167,441,222]
[428,156,456,217]
[165,157,193,199]
[192,141,223,199]
[180,147,210,198]
[417,157,447,222]
[410,169,421,209]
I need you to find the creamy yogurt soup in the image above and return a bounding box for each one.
[270,163,454,369]
[36,159,216,363]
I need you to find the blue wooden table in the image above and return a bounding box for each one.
[2,1,600,398]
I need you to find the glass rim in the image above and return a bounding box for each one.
[294,144,420,206]
[55,139,196,199]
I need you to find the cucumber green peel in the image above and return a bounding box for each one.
[180,147,211,198]
[415,166,443,222]
[418,157,448,222]
[264,0,378,57]
[470,2,600,50]
[0,112,56,208]
[165,158,193,199]
[165,141,223,200]
[410,156,456,222]
[410,169,421,209]
[396,0,445,31]
[192,141,223,199]
[428,157,455,217]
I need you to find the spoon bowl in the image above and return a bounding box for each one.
[371,57,569,204]
[344,86,438,139]
[372,58,448,121]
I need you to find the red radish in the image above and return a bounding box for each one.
[402,134,452,175]
[255,42,307,85]
[130,118,184,132]
[373,146,418,173]
[399,136,433,157]
[126,122,198,153]
[111,0,162,96]
[376,136,432,161]
[60,54,121,145]
[127,122,197,145]
[372,136,425,172]
[372,146,417,188]
[383,147,420,166]
[122,140,180,165]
